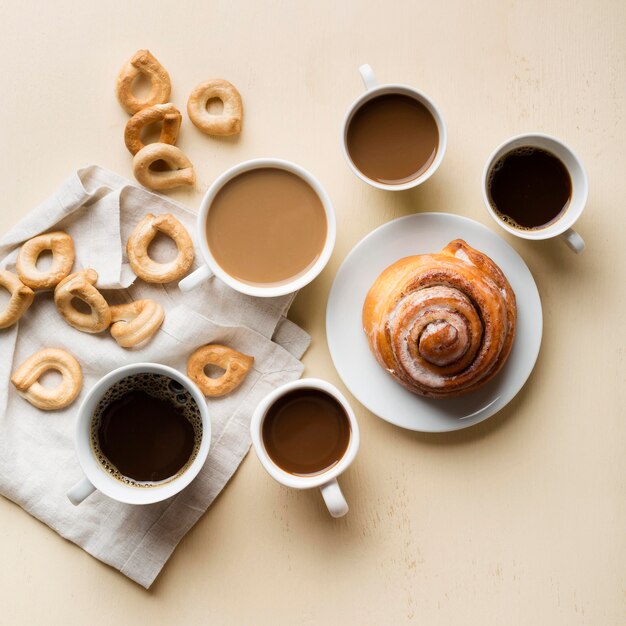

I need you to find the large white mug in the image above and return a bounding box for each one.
[341,64,447,191]
[250,378,359,518]
[482,133,587,253]
[179,158,336,298]
[67,363,211,506]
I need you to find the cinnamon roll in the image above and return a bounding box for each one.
[362,239,516,398]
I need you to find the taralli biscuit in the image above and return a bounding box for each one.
[54,269,112,333]
[16,231,75,289]
[124,103,182,155]
[187,79,243,136]
[187,344,254,397]
[116,49,171,115]
[11,348,83,410]
[109,299,165,348]
[126,213,194,283]
[133,143,195,190]
[0,270,34,329]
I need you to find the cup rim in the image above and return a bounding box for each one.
[481,132,588,240]
[341,83,448,191]
[250,378,360,490]
[196,158,336,298]
[74,363,211,505]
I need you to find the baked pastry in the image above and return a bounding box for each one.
[11,348,83,410]
[187,344,254,397]
[132,143,195,190]
[16,231,75,289]
[116,49,171,115]
[54,269,112,333]
[187,79,243,136]
[109,299,164,348]
[126,213,194,283]
[124,103,182,155]
[362,239,516,398]
[0,270,34,329]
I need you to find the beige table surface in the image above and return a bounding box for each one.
[1,1,624,624]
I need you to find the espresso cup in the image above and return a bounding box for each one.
[179,158,336,298]
[341,64,447,191]
[66,363,211,506]
[250,378,360,518]
[482,133,587,253]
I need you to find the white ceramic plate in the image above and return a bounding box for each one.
[326,213,542,432]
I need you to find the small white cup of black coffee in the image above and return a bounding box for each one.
[483,133,587,253]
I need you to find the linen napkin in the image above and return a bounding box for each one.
[0,165,310,588]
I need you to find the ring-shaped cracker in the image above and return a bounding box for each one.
[187,79,243,136]
[124,103,182,155]
[187,344,254,397]
[54,269,111,333]
[133,143,196,190]
[116,49,171,115]
[0,270,34,329]
[109,299,165,348]
[11,348,83,410]
[126,213,194,283]
[16,231,75,289]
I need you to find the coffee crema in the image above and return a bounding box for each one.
[347,93,439,184]
[262,388,350,476]
[487,146,572,230]
[206,168,327,286]
[91,374,202,486]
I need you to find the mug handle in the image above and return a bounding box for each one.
[560,228,585,254]
[179,265,214,292]
[320,478,349,518]
[359,64,378,91]
[67,475,96,506]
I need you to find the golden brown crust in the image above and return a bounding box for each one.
[11,348,83,410]
[132,143,195,190]
[116,49,171,115]
[362,239,517,398]
[124,103,182,155]
[126,213,194,283]
[187,344,254,397]
[109,299,165,348]
[54,269,112,333]
[187,79,243,136]
[0,270,35,329]
[16,231,75,289]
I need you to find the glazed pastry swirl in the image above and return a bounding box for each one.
[362,239,516,398]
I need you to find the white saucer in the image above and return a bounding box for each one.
[326,213,542,432]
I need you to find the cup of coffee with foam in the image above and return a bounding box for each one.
[179,158,336,297]
[250,378,360,518]
[66,363,211,506]
[482,133,587,253]
[341,64,447,190]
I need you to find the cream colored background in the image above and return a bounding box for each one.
[0,1,624,624]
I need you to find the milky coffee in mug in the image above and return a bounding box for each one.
[205,167,327,286]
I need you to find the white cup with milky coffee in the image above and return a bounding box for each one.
[179,158,336,297]
[250,378,360,518]
[341,64,447,191]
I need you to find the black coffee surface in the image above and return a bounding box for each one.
[262,389,351,476]
[96,390,196,483]
[347,93,439,184]
[488,147,571,229]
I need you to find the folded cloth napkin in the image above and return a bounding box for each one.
[0,166,310,588]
